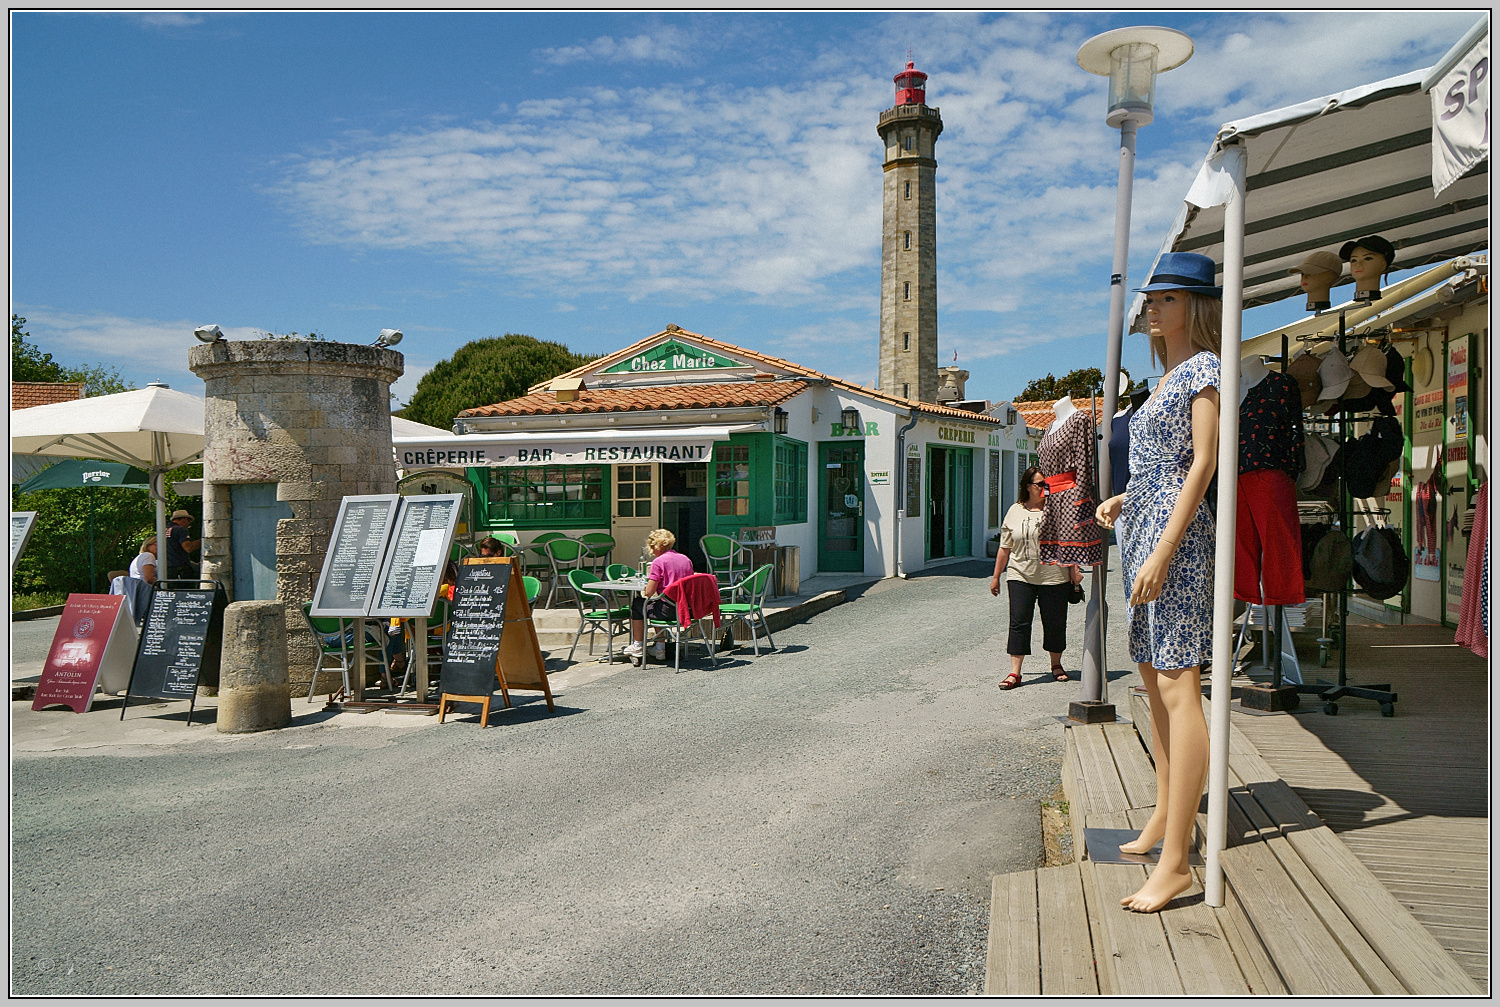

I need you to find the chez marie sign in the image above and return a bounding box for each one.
[602,339,747,374]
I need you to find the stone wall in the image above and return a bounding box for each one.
[189,340,403,686]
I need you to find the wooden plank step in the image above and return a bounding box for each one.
[1078,860,1119,995]
[1036,864,1099,995]
[1084,810,1185,995]
[985,870,1040,994]
[1215,877,1289,994]
[1218,842,1375,994]
[1072,725,1131,814]
[1101,721,1157,809]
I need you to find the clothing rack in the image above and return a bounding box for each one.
[1292,310,1398,717]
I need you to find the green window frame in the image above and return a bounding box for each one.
[484,465,608,527]
[773,437,808,524]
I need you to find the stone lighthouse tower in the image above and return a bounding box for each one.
[877,60,943,403]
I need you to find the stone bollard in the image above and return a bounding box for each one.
[217,600,292,733]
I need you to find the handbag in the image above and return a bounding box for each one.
[1068,581,1085,605]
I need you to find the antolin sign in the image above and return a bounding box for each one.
[603,339,744,374]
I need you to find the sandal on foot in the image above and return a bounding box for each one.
[1051,665,1069,681]
[999,671,1022,690]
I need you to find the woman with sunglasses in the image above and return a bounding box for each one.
[989,465,1082,689]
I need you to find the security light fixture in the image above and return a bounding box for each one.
[375,328,403,347]
[193,324,225,343]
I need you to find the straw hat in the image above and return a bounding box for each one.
[170,509,192,521]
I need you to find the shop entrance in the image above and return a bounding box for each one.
[611,463,657,568]
[926,446,973,561]
[660,462,709,572]
[818,442,865,572]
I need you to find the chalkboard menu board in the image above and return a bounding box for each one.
[310,495,400,617]
[124,585,228,704]
[439,559,512,698]
[369,494,463,617]
[12,511,36,570]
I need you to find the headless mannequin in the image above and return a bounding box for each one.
[1048,393,1077,434]
[1347,245,1388,303]
[1297,268,1338,311]
[1239,353,1270,406]
[1094,291,1218,913]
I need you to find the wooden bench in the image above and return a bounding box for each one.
[982,696,1481,994]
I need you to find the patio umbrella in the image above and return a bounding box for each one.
[10,383,206,570]
[18,459,153,593]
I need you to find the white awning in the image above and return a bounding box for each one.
[1130,66,1489,328]
[392,423,763,469]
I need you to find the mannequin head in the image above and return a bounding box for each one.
[1053,394,1076,420]
[1290,250,1343,310]
[1145,289,1222,368]
[1339,235,1395,302]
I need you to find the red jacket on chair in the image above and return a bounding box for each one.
[663,573,722,629]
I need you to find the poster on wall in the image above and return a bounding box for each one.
[1443,335,1470,623]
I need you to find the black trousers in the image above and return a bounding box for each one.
[630,595,675,622]
[1007,580,1069,656]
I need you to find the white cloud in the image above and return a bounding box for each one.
[273,11,1475,359]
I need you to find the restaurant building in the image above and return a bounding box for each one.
[393,326,1033,579]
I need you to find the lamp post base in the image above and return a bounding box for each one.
[1068,700,1117,724]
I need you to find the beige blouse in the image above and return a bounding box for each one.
[1000,502,1069,585]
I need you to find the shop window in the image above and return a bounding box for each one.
[905,457,921,516]
[616,464,651,518]
[487,465,606,525]
[714,444,751,517]
[773,438,808,524]
[988,449,1001,528]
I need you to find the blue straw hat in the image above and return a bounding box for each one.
[1134,252,1222,298]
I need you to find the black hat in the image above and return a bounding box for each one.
[1345,417,1404,499]
[1383,346,1410,394]
[1339,235,1397,269]
[1351,525,1409,600]
[1306,527,1353,593]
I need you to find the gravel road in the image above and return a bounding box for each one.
[12,560,1110,995]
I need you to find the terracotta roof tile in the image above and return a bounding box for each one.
[1013,397,1107,432]
[12,382,85,410]
[460,380,808,418]
[527,327,1002,425]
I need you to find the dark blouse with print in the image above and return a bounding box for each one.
[1239,370,1305,479]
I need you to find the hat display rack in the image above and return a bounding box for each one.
[1269,308,1400,717]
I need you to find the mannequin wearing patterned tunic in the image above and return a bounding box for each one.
[1038,408,1104,567]
[1094,250,1223,915]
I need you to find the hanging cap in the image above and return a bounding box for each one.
[1316,349,1354,400]
[1349,344,1395,391]
[1134,252,1222,297]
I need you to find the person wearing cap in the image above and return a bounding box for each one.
[1288,250,1343,312]
[1340,234,1396,303]
[164,509,201,581]
[1093,250,1221,914]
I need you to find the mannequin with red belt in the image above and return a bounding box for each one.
[1038,395,1104,568]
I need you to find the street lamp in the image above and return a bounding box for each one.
[375,328,403,347]
[1073,27,1193,721]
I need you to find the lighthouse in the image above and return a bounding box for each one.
[876,60,943,403]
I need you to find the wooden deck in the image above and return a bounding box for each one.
[984,669,1485,995]
[1232,620,1489,991]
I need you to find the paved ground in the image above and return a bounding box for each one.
[12,560,1128,995]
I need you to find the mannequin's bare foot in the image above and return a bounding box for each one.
[1119,864,1193,913]
[1119,819,1166,856]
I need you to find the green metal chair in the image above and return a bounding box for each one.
[490,530,521,556]
[544,537,587,609]
[699,534,748,593]
[719,564,777,656]
[567,569,629,663]
[523,575,542,606]
[579,532,616,574]
[645,572,720,673]
[605,563,637,582]
[301,602,394,700]
[524,531,566,601]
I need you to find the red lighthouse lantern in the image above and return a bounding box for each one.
[894,60,927,105]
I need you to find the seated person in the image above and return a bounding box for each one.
[624,529,694,662]
[128,537,158,585]
[475,536,506,558]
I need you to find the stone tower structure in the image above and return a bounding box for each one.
[877,60,943,403]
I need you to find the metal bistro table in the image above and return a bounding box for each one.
[590,575,648,662]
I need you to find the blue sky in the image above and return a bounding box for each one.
[10,11,1485,410]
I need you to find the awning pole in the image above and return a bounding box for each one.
[1205,141,1247,908]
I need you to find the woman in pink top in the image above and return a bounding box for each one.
[624,528,695,661]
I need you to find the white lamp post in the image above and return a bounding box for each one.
[1073,27,1193,719]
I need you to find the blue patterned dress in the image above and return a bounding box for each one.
[1121,350,1221,670]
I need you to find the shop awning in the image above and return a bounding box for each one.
[1131,67,1489,326]
[393,423,763,469]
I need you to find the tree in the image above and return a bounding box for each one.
[12,314,132,395]
[399,334,597,430]
[1014,366,1145,402]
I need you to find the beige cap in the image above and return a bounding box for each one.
[1349,344,1395,391]
[1289,251,1343,277]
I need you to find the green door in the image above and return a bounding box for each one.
[951,448,973,557]
[818,442,865,572]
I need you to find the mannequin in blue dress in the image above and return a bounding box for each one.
[1095,252,1222,913]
